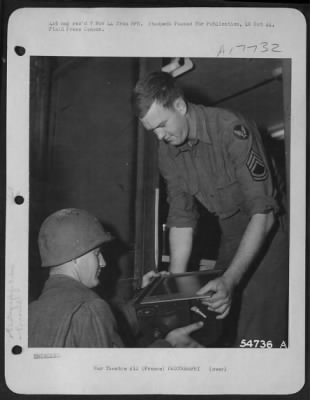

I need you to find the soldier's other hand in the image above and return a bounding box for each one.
[141,270,170,288]
[165,321,204,348]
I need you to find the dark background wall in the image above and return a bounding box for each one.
[30,57,140,301]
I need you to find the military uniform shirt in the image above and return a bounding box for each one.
[159,103,288,347]
[159,103,278,228]
[29,275,124,348]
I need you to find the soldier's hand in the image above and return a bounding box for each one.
[141,270,170,288]
[165,321,204,348]
[197,276,235,319]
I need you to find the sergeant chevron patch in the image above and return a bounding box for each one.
[246,149,268,181]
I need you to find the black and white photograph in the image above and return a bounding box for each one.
[28,55,290,351]
[4,6,307,396]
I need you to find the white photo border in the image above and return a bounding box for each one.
[5,6,307,395]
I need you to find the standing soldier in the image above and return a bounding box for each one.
[133,71,288,347]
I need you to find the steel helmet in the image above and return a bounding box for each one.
[38,208,113,267]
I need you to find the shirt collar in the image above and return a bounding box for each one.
[169,102,211,156]
[45,274,88,291]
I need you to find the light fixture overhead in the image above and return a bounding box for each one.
[268,123,285,140]
[161,57,194,77]
[270,129,285,140]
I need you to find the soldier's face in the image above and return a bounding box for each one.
[140,98,189,146]
[76,248,106,288]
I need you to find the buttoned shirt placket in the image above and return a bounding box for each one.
[174,105,218,214]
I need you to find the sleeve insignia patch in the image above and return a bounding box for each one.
[233,124,249,140]
[246,149,268,181]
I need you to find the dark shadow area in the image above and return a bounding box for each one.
[95,226,131,301]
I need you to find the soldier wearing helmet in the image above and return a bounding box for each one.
[29,208,203,348]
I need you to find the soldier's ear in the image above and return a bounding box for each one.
[173,97,187,115]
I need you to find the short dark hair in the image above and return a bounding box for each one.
[132,71,184,118]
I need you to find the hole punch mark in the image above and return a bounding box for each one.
[15,195,24,205]
[14,46,26,56]
[12,345,22,355]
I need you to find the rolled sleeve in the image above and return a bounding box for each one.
[166,189,199,228]
[225,119,279,216]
